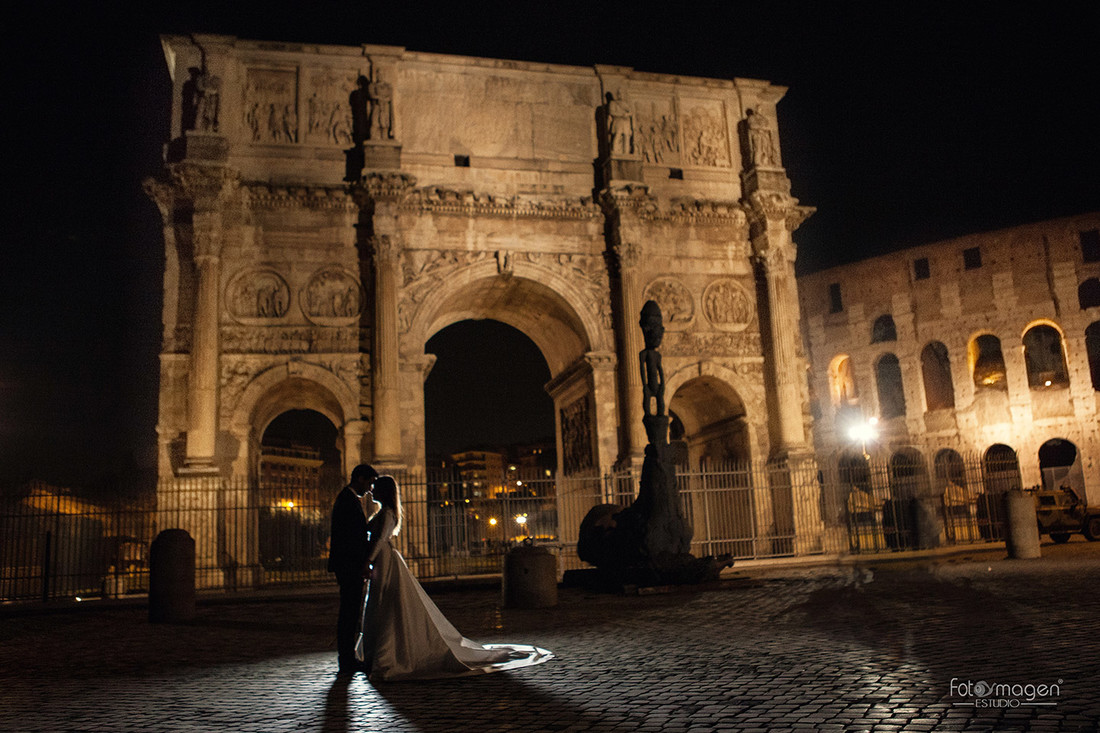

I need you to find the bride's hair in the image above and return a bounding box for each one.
[371,475,403,536]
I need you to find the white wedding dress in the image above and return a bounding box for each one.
[355,508,554,681]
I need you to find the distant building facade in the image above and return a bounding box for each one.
[800,213,1100,505]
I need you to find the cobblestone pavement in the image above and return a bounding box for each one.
[3,540,1100,732]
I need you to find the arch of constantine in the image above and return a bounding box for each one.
[146,35,824,573]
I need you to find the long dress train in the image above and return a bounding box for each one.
[355,508,554,681]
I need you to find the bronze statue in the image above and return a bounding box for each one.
[639,299,665,418]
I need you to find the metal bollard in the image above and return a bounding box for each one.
[503,542,558,609]
[148,529,196,623]
[1003,489,1041,559]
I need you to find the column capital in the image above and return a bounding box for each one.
[614,240,643,270]
[751,242,797,275]
[369,234,402,264]
[584,350,618,371]
[743,191,815,235]
[167,162,241,211]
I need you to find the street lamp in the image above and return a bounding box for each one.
[848,416,879,459]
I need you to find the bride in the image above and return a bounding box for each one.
[355,475,554,681]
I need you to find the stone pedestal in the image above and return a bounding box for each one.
[1004,489,1041,559]
[149,529,196,623]
[503,543,558,608]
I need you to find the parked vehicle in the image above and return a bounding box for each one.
[1033,486,1100,543]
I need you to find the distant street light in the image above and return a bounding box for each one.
[848,417,879,460]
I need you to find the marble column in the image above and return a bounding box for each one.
[371,234,403,464]
[183,214,223,472]
[756,243,807,454]
[615,240,647,464]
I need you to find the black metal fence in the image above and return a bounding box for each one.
[2,451,1019,604]
[818,448,1017,553]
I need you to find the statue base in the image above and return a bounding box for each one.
[167,132,229,163]
[576,440,734,591]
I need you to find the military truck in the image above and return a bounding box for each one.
[1033,485,1100,543]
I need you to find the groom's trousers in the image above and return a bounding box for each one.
[336,575,365,670]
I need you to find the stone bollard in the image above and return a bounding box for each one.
[149,529,196,623]
[913,497,945,550]
[503,542,558,609]
[1003,489,1041,559]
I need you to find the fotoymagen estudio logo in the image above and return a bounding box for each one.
[949,678,1062,708]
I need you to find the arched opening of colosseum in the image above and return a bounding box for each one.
[1086,321,1100,390]
[257,409,342,577]
[870,314,897,343]
[1038,438,1082,497]
[828,353,858,404]
[1022,323,1069,389]
[935,448,978,542]
[874,353,906,419]
[1078,278,1100,310]
[921,341,955,411]
[969,334,1007,389]
[982,443,1022,503]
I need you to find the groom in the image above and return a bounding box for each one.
[328,463,378,675]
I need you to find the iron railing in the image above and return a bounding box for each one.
[1,451,1017,604]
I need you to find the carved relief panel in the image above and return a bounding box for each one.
[680,99,731,168]
[305,69,357,146]
[301,267,363,325]
[642,277,694,329]
[702,278,755,331]
[244,68,299,144]
[560,394,594,474]
[226,268,290,323]
[633,96,681,165]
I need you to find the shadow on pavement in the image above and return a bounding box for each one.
[371,670,605,733]
[322,676,352,733]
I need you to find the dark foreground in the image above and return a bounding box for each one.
[2,541,1099,732]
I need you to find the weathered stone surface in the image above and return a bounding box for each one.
[147,35,824,567]
[800,213,1100,507]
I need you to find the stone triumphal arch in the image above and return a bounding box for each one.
[147,35,823,561]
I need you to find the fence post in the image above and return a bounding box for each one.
[40,530,52,603]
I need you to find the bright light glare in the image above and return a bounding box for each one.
[847,420,879,443]
[488,517,498,526]
[515,514,528,525]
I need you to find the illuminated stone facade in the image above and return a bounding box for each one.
[146,34,820,557]
[800,213,1100,504]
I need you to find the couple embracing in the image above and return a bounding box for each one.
[328,464,554,681]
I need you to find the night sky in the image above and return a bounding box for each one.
[2,3,1096,489]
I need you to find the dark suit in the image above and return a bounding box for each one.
[328,484,370,670]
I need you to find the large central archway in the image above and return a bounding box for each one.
[401,268,616,476]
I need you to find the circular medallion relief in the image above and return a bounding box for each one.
[226,268,290,324]
[642,277,694,329]
[301,267,363,325]
[702,278,754,331]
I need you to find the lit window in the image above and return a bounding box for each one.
[1022,324,1069,389]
